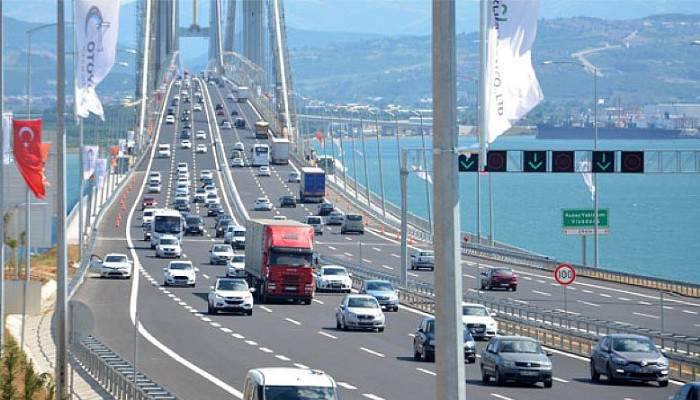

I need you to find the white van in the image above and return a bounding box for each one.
[157,144,171,158]
[306,216,324,235]
[242,368,339,400]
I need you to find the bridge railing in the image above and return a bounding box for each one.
[321,253,700,382]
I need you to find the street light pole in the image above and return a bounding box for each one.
[371,111,387,218]
[414,111,432,233]
[359,111,371,207]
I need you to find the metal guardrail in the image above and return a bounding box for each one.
[71,336,176,400]
[320,253,700,382]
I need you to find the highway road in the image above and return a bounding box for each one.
[70,75,684,400]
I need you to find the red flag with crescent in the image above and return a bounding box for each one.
[315,130,324,144]
[12,118,46,199]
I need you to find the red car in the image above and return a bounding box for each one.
[141,196,157,210]
[480,267,518,291]
[216,108,225,116]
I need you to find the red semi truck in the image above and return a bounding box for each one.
[245,219,315,304]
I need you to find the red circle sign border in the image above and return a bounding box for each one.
[554,263,576,285]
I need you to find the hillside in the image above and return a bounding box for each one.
[291,14,700,107]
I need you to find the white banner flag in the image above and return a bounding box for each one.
[82,145,99,179]
[2,112,11,164]
[578,160,595,201]
[484,0,543,143]
[75,0,120,119]
[95,158,107,187]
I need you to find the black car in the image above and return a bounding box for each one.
[279,195,296,208]
[215,103,223,110]
[671,382,700,400]
[167,108,174,116]
[215,217,233,237]
[183,122,192,130]
[185,215,204,235]
[317,202,334,216]
[590,334,669,387]
[413,317,476,363]
[234,118,245,128]
[230,110,238,116]
[180,130,191,140]
[183,96,190,103]
[207,203,224,217]
[175,199,190,212]
[171,99,178,106]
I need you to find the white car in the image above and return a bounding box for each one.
[156,235,182,258]
[326,210,345,225]
[316,265,352,293]
[242,368,339,399]
[181,140,192,149]
[306,216,324,235]
[98,253,132,278]
[176,163,188,174]
[233,142,244,152]
[196,144,208,153]
[222,121,232,129]
[204,184,217,196]
[174,192,189,203]
[147,181,161,193]
[148,172,161,184]
[253,197,273,211]
[208,278,254,315]
[205,192,220,206]
[335,294,385,332]
[142,208,156,224]
[209,244,234,265]
[195,130,207,140]
[157,144,171,158]
[200,170,213,180]
[165,115,175,124]
[461,303,498,340]
[193,104,202,112]
[226,93,235,102]
[288,172,300,183]
[258,166,271,176]
[175,183,189,197]
[163,261,196,287]
[231,158,244,167]
[193,188,207,203]
[226,254,246,278]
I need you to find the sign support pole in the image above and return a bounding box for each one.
[582,236,587,266]
[564,284,568,329]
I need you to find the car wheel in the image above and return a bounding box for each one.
[480,282,485,290]
[163,281,169,287]
[495,367,504,385]
[336,318,342,330]
[544,379,553,388]
[247,310,253,316]
[467,357,476,364]
[190,283,195,288]
[606,364,616,384]
[481,365,490,384]
[590,362,600,382]
[658,380,668,387]
[414,348,421,361]
[377,327,384,333]
[341,317,348,331]
[208,304,216,315]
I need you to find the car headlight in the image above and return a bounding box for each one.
[611,356,628,366]
[214,293,224,300]
[657,357,668,367]
[502,360,516,368]
[347,312,357,320]
[465,340,476,348]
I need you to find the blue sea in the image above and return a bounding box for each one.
[313,135,700,284]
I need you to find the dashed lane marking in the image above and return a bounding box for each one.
[359,347,385,358]
[577,300,600,307]
[285,317,302,326]
[337,382,357,390]
[312,299,324,304]
[552,377,569,383]
[245,340,258,346]
[490,394,515,400]
[318,331,338,340]
[293,363,309,369]
[258,347,273,353]
[274,355,291,361]
[382,265,393,270]
[633,312,659,319]
[532,290,552,297]
[416,368,436,376]
[260,306,273,313]
[362,394,385,400]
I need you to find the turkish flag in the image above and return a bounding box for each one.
[315,130,324,144]
[12,119,46,199]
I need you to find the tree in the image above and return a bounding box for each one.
[3,211,18,279]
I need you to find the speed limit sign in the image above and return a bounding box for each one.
[554,264,576,286]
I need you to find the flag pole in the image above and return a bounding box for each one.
[478,0,487,247]
[0,0,5,358]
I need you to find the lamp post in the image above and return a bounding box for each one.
[543,59,600,268]
[369,110,387,218]
[412,110,432,233]
[357,110,371,208]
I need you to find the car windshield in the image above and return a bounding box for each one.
[105,255,127,263]
[186,217,201,224]
[420,251,433,256]
[196,189,205,193]
[217,280,248,291]
[346,215,362,221]
[263,386,335,400]
[493,268,513,276]
[144,211,154,217]
[347,297,379,308]
[213,245,231,253]
[463,306,488,316]
[499,340,542,354]
[207,193,217,198]
[612,338,657,353]
[366,281,394,291]
[269,251,313,266]
[160,238,177,245]
[154,216,182,234]
[231,255,245,262]
[323,268,346,276]
[234,230,245,237]
[169,263,192,270]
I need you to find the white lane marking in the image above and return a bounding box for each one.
[201,317,212,322]
[633,312,659,319]
[532,290,552,297]
[203,273,210,279]
[577,300,600,307]
[245,340,258,346]
[663,306,674,310]
[293,363,309,369]
[318,331,338,340]
[381,265,394,270]
[638,301,652,305]
[416,368,436,376]
[173,297,181,302]
[232,333,245,339]
[408,333,415,338]
[463,273,476,279]
[275,355,291,361]
[343,252,353,257]
[408,272,419,277]
[490,395,515,400]
[359,347,385,358]
[536,279,546,284]
[582,289,594,294]
[618,297,631,301]
[362,258,372,263]
[328,246,336,250]
[260,305,273,313]
[220,327,232,333]
[312,299,324,304]
[567,286,577,290]
[362,394,385,400]
[522,276,533,281]
[683,309,698,315]
[512,299,529,305]
[552,377,569,383]
[372,247,382,252]
[391,253,400,258]
[599,293,612,298]
[556,309,580,316]
[285,317,302,326]
[337,382,357,390]
[127,80,244,400]
[258,347,273,353]
[210,322,222,327]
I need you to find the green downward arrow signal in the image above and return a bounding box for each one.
[528,153,543,170]
[461,159,474,171]
[596,153,611,171]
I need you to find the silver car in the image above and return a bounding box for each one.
[480,336,553,388]
[360,280,399,311]
[590,334,669,387]
[326,210,345,225]
[335,294,385,332]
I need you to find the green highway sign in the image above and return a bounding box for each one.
[562,208,609,235]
